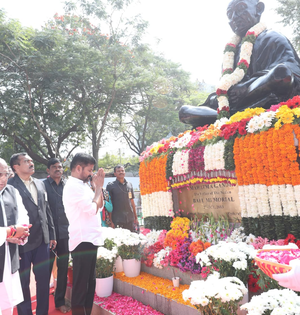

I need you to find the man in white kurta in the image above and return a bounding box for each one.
[63,153,104,315]
[0,158,30,315]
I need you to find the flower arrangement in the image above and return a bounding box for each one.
[164,217,190,249]
[240,289,300,314]
[250,236,285,250]
[117,232,146,261]
[95,246,118,278]
[284,233,300,248]
[196,241,256,285]
[182,272,248,315]
[139,93,300,234]
[189,214,236,244]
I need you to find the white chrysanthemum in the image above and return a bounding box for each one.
[223,51,235,70]
[241,288,300,314]
[214,117,229,129]
[218,95,229,109]
[182,275,247,307]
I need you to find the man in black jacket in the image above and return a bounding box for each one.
[44,158,70,313]
[9,153,56,315]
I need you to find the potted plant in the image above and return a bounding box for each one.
[183,272,248,315]
[196,241,256,285]
[95,246,118,297]
[241,289,300,314]
[117,233,146,277]
[103,237,123,272]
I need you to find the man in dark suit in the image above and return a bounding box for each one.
[44,158,70,313]
[8,153,56,315]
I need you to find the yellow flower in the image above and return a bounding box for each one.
[150,144,163,154]
[274,119,282,130]
[229,107,265,123]
[292,107,300,118]
[280,113,294,124]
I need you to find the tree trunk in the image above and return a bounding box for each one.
[92,128,99,171]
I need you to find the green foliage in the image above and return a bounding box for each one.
[95,256,115,278]
[195,297,241,315]
[184,86,210,107]
[166,150,176,180]
[224,138,235,170]
[98,152,139,174]
[113,48,193,156]
[0,0,195,165]
[256,268,283,293]
[144,216,172,231]
[103,238,116,250]
[117,243,144,260]
[190,213,234,244]
[276,0,300,51]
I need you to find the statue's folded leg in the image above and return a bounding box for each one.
[179,105,217,128]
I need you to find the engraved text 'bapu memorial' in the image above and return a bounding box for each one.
[177,183,241,221]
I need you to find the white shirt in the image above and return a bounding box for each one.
[0,186,30,311]
[63,176,103,251]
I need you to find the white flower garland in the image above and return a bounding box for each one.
[217,22,267,112]
[141,191,174,219]
[268,185,282,216]
[294,185,300,215]
[204,140,226,171]
[172,149,189,176]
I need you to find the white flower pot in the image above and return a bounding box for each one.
[122,259,141,277]
[95,275,113,297]
[114,256,123,272]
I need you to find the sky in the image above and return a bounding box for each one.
[0,0,293,156]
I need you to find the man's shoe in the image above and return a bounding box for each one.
[56,305,71,313]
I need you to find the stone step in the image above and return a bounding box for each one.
[141,264,203,285]
[66,269,247,315]
[113,272,199,315]
[65,285,165,315]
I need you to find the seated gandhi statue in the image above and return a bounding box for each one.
[179,0,300,128]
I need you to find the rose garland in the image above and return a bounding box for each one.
[217,22,266,118]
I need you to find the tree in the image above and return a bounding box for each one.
[113,48,200,156]
[0,1,147,166]
[0,11,90,164]
[56,0,149,168]
[98,152,139,174]
[276,0,300,50]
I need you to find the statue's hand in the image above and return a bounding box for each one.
[227,84,249,105]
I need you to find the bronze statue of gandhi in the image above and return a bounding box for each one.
[179,0,300,127]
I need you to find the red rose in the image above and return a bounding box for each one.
[216,89,227,96]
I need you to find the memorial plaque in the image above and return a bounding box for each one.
[176,182,241,222]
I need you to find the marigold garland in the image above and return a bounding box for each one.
[139,155,168,195]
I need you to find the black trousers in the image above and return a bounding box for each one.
[49,238,69,308]
[17,242,50,315]
[71,242,98,315]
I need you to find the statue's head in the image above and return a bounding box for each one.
[227,0,265,37]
